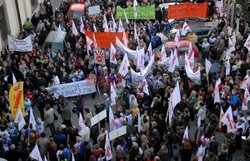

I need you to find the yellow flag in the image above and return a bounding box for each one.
[9,82,25,118]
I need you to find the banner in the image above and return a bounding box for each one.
[46,80,96,98]
[85,31,128,49]
[116,5,155,19]
[89,5,100,15]
[94,49,105,65]
[9,82,25,118]
[8,35,33,52]
[168,2,208,20]
[109,126,127,140]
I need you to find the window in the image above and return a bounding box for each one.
[0,3,9,43]
[30,0,38,12]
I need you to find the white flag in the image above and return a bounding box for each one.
[221,106,237,133]
[93,23,97,33]
[147,43,153,61]
[136,48,145,69]
[105,130,113,160]
[174,29,181,47]
[72,153,75,161]
[137,112,142,133]
[196,146,206,161]
[44,156,48,161]
[244,34,250,51]
[219,107,224,129]
[214,78,222,104]
[183,126,189,139]
[134,23,139,43]
[78,113,85,136]
[110,43,117,64]
[57,24,62,32]
[227,26,232,35]
[187,42,194,67]
[118,20,124,32]
[216,0,224,17]
[241,74,250,89]
[109,107,116,132]
[111,13,117,32]
[159,45,167,64]
[80,18,85,34]
[93,33,98,48]
[103,15,110,32]
[168,48,179,73]
[29,108,36,130]
[133,0,138,19]
[197,116,201,127]
[14,108,26,131]
[166,98,174,125]
[110,82,117,106]
[225,59,230,75]
[181,22,191,36]
[205,59,212,77]
[118,54,130,76]
[30,144,42,161]
[124,11,130,24]
[142,77,149,95]
[226,38,235,59]
[86,36,93,51]
[242,89,250,111]
[185,54,201,84]
[172,81,181,109]
[123,31,128,47]
[12,73,17,84]
[72,21,79,36]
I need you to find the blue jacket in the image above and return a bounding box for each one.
[229,93,240,106]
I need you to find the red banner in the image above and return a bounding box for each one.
[85,31,129,49]
[168,2,208,20]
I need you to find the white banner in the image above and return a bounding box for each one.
[89,5,100,15]
[8,35,33,52]
[46,80,96,98]
[91,110,107,126]
[109,126,127,141]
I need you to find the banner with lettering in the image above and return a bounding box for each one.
[168,2,208,20]
[116,5,155,19]
[8,35,33,52]
[9,82,25,118]
[85,31,128,49]
[46,80,96,98]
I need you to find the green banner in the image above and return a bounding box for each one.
[116,5,155,20]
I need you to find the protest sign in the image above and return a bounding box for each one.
[116,5,155,19]
[89,5,100,15]
[85,31,129,49]
[94,49,105,65]
[9,82,25,119]
[109,126,127,140]
[46,80,96,98]
[91,110,107,126]
[168,2,208,20]
[8,35,33,52]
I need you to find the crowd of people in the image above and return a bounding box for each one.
[0,0,250,161]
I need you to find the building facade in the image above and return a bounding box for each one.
[0,0,43,50]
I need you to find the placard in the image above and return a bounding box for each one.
[91,110,107,126]
[109,126,127,140]
[168,2,208,20]
[94,49,105,65]
[89,5,100,15]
